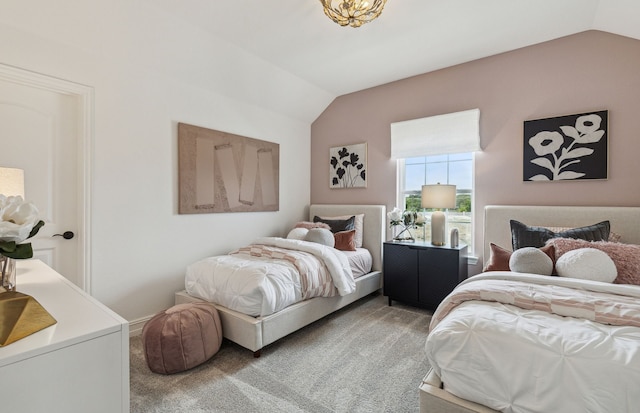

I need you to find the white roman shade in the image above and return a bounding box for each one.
[390,108,481,158]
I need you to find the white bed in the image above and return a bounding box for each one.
[175,204,385,357]
[419,205,640,413]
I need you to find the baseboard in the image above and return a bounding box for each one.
[128,315,154,337]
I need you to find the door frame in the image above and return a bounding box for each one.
[0,63,94,293]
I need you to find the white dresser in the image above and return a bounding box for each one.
[0,260,129,413]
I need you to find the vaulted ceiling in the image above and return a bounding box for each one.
[146,0,640,121]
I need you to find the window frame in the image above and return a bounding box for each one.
[395,154,476,257]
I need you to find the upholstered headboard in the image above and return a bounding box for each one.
[309,204,386,272]
[484,205,640,264]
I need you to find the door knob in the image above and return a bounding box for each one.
[53,231,75,240]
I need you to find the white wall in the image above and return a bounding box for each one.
[0,1,318,321]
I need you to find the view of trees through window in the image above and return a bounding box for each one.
[400,153,473,251]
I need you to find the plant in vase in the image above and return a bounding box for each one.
[387,207,420,242]
[0,195,44,292]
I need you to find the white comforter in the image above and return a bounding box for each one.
[426,272,640,413]
[185,237,355,317]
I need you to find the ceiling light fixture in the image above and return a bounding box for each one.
[320,0,387,28]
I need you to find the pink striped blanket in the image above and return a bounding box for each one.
[231,244,337,300]
[430,273,640,331]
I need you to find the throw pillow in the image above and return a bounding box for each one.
[295,221,331,230]
[510,220,610,250]
[555,248,617,283]
[313,215,355,233]
[304,228,335,247]
[484,243,555,273]
[316,214,364,248]
[286,228,309,240]
[334,229,356,251]
[508,247,554,276]
[547,238,640,285]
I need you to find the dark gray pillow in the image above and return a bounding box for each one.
[510,220,610,250]
[313,215,355,233]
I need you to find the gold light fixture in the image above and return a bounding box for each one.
[320,0,388,28]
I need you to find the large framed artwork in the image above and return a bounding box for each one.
[523,110,608,182]
[329,142,367,189]
[178,123,279,214]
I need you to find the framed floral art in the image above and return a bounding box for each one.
[329,143,367,188]
[523,110,608,181]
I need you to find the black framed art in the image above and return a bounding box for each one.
[523,110,608,181]
[329,142,367,188]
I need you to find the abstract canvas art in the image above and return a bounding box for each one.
[178,123,279,214]
[523,110,608,182]
[329,142,367,188]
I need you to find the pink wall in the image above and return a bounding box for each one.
[310,30,640,269]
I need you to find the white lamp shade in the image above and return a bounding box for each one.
[0,167,25,198]
[421,184,456,209]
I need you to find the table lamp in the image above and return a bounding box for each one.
[0,167,25,198]
[422,183,456,246]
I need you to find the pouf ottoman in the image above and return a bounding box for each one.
[142,302,223,374]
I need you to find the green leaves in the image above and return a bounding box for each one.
[0,220,44,260]
[0,241,34,259]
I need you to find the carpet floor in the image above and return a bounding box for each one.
[130,292,432,413]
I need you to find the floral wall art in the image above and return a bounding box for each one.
[523,110,608,181]
[329,143,367,188]
[178,123,279,214]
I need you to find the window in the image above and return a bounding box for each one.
[390,109,480,255]
[397,153,474,252]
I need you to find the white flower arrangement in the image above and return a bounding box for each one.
[387,207,404,227]
[0,195,44,259]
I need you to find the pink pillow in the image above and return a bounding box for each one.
[295,221,331,230]
[547,238,640,285]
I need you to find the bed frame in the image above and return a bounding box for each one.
[175,204,386,357]
[419,204,640,413]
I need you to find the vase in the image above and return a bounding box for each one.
[0,255,16,292]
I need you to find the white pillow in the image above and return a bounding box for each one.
[286,227,309,240]
[509,247,553,275]
[556,248,617,283]
[304,228,335,247]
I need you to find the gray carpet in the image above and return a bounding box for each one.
[130,292,432,413]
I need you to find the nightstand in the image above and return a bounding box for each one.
[383,241,468,310]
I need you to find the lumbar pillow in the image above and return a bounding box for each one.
[286,227,309,240]
[304,228,335,247]
[510,220,610,250]
[313,215,355,233]
[509,247,554,275]
[555,248,617,283]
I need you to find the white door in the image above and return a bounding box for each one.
[0,69,90,290]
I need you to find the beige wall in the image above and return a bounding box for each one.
[311,30,640,271]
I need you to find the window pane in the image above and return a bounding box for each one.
[425,154,448,163]
[449,160,472,190]
[448,152,472,161]
[405,163,425,192]
[405,156,426,165]
[425,162,448,184]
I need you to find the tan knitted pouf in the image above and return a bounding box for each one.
[142,302,223,374]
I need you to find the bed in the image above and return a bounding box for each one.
[174,204,385,357]
[420,205,640,413]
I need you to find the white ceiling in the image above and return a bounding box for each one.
[151,0,640,98]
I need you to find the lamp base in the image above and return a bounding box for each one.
[430,210,447,246]
[0,292,57,346]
